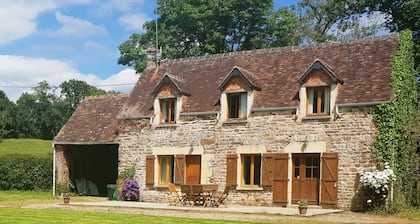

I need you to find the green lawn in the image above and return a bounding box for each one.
[0,208,269,224]
[0,139,52,159]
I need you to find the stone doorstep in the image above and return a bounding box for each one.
[64,201,344,217]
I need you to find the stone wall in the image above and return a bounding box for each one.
[117,106,377,210]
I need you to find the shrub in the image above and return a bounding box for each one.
[120,179,139,201]
[358,163,396,210]
[0,155,52,191]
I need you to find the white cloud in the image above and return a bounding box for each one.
[98,69,138,93]
[118,13,150,32]
[99,0,147,14]
[54,11,108,37]
[0,55,137,101]
[0,0,55,45]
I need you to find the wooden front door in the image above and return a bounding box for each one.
[185,155,201,184]
[292,153,320,205]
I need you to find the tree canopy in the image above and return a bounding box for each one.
[118,0,301,73]
[0,80,117,140]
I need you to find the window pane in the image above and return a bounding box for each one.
[243,156,251,185]
[313,90,319,113]
[240,94,247,118]
[294,168,300,178]
[307,89,314,114]
[170,100,175,122]
[313,168,319,178]
[305,157,312,166]
[161,101,168,122]
[313,157,320,166]
[306,168,312,178]
[324,88,330,113]
[254,155,261,185]
[159,156,174,184]
[295,157,300,166]
[320,89,325,113]
[160,157,167,184]
[228,95,240,118]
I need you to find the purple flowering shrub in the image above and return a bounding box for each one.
[120,179,140,201]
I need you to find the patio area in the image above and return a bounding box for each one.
[62,201,343,217]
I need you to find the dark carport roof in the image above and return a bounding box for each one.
[54,94,128,144]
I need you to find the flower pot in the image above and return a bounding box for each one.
[63,197,70,204]
[298,207,307,215]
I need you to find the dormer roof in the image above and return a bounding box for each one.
[152,73,190,97]
[297,59,344,85]
[218,66,262,91]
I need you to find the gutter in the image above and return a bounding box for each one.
[53,141,119,146]
[251,106,297,112]
[336,101,391,107]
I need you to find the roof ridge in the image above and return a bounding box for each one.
[160,33,398,65]
[84,93,128,100]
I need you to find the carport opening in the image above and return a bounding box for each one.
[64,144,118,197]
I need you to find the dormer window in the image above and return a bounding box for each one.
[297,60,343,121]
[307,87,330,115]
[152,73,190,125]
[218,66,261,122]
[228,93,247,119]
[160,98,176,123]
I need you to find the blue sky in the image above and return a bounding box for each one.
[0,0,297,101]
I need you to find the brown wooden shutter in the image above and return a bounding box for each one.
[272,153,289,206]
[261,153,274,187]
[226,154,238,186]
[174,154,185,185]
[320,152,338,208]
[145,155,155,185]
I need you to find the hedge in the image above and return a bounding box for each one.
[0,155,52,191]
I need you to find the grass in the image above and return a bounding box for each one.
[0,139,52,159]
[0,207,269,224]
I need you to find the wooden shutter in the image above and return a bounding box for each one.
[226,154,238,186]
[261,153,274,187]
[145,155,155,185]
[174,154,185,185]
[272,153,289,206]
[320,152,338,208]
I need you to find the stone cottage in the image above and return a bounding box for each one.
[54,34,400,210]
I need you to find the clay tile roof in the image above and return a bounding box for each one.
[54,94,128,144]
[119,34,399,118]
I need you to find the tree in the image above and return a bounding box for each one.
[59,79,107,120]
[0,91,16,139]
[15,81,64,140]
[297,0,382,43]
[361,0,420,73]
[118,0,301,73]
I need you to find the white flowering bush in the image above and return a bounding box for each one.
[358,163,396,210]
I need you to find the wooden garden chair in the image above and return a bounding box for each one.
[212,185,232,207]
[180,184,193,206]
[168,183,183,206]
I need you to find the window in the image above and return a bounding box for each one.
[307,87,330,115]
[158,156,174,184]
[241,154,261,187]
[160,98,176,123]
[227,93,247,119]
